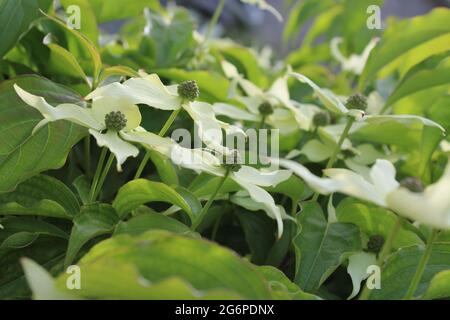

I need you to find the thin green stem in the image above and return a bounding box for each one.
[359,217,404,300]
[404,229,439,300]
[205,0,226,43]
[258,115,267,130]
[134,109,181,179]
[311,117,355,202]
[84,136,91,178]
[159,108,182,137]
[211,213,223,241]
[92,153,115,201]
[291,198,298,216]
[134,152,151,180]
[192,170,230,230]
[88,148,107,203]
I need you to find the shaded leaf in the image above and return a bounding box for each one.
[54,231,272,299]
[64,203,119,267]
[0,76,86,193]
[336,198,423,250]
[370,243,450,299]
[112,179,199,221]
[114,213,198,238]
[294,202,362,292]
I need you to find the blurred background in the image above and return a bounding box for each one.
[167,0,450,56]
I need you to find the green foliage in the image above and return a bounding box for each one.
[0,0,449,301]
[0,0,51,58]
[112,179,200,221]
[294,202,362,293]
[0,76,86,193]
[55,231,272,299]
[370,244,450,299]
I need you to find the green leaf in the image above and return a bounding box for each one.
[114,213,198,238]
[283,0,333,43]
[145,8,195,68]
[0,217,68,261]
[0,0,40,58]
[386,67,450,107]
[0,217,68,244]
[99,65,139,83]
[0,76,86,193]
[237,209,276,264]
[42,11,102,83]
[351,118,428,148]
[60,0,99,45]
[256,265,321,300]
[0,174,80,218]
[370,243,450,299]
[72,175,90,206]
[89,0,161,23]
[336,198,423,250]
[112,179,199,221]
[148,150,179,185]
[216,44,268,88]
[64,203,119,267]
[0,236,66,299]
[423,270,450,300]
[0,200,72,220]
[359,8,450,88]
[54,231,272,299]
[190,174,240,199]
[294,202,362,292]
[46,43,89,83]
[266,175,309,203]
[265,220,297,267]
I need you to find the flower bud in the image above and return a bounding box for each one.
[313,111,330,127]
[346,93,367,111]
[400,177,425,193]
[105,111,127,131]
[177,80,200,102]
[258,102,274,116]
[367,234,384,253]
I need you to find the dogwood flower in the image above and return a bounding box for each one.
[289,72,365,118]
[289,73,444,152]
[86,72,243,154]
[126,132,293,237]
[330,38,379,75]
[14,85,142,171]
[221,61,320,131]
[240,0,283,22]
[278,158,450,230]
[177,150,294,237]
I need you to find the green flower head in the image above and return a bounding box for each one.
[105,111,127,131]
[367,234,384,253]
[400,177,425,193]
[178,80,200,102]
[258,101,274,116]
[345,93,368,111]
[313,111,331,127]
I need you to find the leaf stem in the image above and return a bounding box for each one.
[404,228,439,300]
[134,108,181,179]
[311,116,355,201]
[192,170,230,230]
[258,115,267,130]
[205,0,226,43]
[92,153,115,201]
[84,136,91,178]
[88,147,107,203]
[359,216,404,300]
